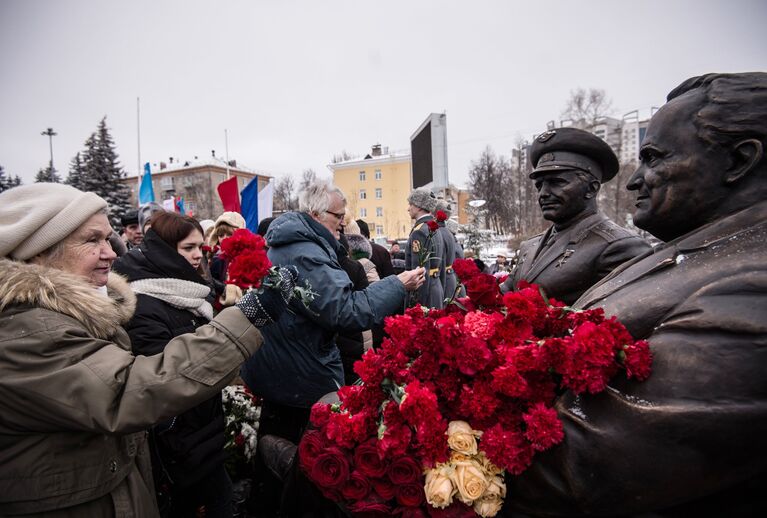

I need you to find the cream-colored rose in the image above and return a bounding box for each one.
[474,496,504,517]
[424,464,456,509]
[476,450,504,476]
[447,420,481,455]
[450,459,489,504]
[472,475,506,517]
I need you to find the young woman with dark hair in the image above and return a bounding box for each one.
[113,211,233,517]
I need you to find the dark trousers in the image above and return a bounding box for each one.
[169,463,232,518]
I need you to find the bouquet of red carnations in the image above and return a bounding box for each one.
[218,228,316,306]
[299,258,652,517]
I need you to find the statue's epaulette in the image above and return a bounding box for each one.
[591,220,637,242]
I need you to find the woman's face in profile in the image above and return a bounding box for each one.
[41,212,116,287]
[177,229,204,270]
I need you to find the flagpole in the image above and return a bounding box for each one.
[136,96,141,206]
[224,128,230,180]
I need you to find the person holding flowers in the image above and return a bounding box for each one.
[405,187,446,308]
[240,179,424,513]
[0,183,294,517]
[113,211,234,517]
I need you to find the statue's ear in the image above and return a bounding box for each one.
[725,139,763,184]
[584,178,601,198]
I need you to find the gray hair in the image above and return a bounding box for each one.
[298,179,346,216]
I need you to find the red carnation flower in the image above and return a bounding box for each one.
[427,220,440,232]
[464,273,502,307]
[452,258,480,282]
[623,340,652,381]
[523,402,565,451]
[435,210,448,222]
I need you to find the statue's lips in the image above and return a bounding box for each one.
[634,193,650,207]
[539,202,560,209]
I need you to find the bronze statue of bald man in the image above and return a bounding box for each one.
[501,127,650,304]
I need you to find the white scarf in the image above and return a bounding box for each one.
[129,278,214,321]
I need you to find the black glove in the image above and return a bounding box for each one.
[235,266,298,327]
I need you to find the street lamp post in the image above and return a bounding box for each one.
[41,127,57,173]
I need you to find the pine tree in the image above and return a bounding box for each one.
[34,165,62,183]
[66,152,87,190]
[0,165,23,192]
[78,117,132,227]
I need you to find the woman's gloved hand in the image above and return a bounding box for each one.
[235,266,298,327]
[219,284,243,307]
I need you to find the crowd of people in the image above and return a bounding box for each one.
[0,71,765,517]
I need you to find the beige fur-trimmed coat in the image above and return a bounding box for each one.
[0,259,263,517]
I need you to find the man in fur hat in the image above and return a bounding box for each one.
[405,187,446,308]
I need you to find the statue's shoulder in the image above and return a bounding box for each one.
[591,218,641,242]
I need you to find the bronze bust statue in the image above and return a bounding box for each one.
[509,72,767,516]
[501,127,650,305]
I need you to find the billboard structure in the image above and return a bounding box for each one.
[410,113,448,190]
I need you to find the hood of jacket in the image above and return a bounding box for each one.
[0,259,136,340]
[112,229,208,286]
[266,211,341,258]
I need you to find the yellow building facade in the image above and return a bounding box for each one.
[329,148,413,241]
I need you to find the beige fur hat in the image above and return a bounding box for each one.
[0,183,108,261]
[215,211,246,230]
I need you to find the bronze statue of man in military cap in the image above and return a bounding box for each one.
[405,188,446,308]
[507,72,767,516]
[500,127,650,304]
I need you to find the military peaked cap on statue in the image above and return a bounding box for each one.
[529,127,620,183]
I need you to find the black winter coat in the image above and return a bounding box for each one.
[113,230,225,489]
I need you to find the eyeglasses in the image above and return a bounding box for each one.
[325,210,346,220]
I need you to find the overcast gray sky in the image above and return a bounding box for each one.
[1,0,765,188]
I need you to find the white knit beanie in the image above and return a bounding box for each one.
[0,183,108,260]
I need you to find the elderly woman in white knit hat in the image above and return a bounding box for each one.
[0,183,294,517]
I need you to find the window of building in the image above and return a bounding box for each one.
[359,171,366,181]
[375,188,382,199]
[360,207,367,218]
[160,176,174,189]
[376,225,384,236]
[375,169,382,180]
[376,207,383,217]
[360,189,367,200]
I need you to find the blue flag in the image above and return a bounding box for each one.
[138,163,155,204]
[175,196,185,215]
[240,176,259,233]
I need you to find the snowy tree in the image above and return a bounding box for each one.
[65,152,87,190]
[274,175,298,212]
[468,147,516,234]
[560,88,614,130]
[298,168,317,193]
[34,165,61,183]
[0,165,23,192]
[76,117,132,227]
